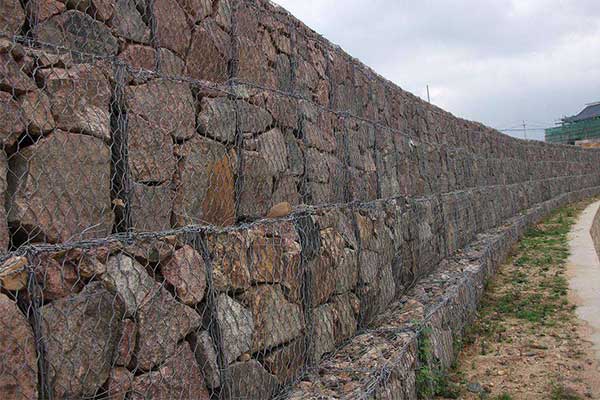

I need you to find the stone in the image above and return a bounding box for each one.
[127,113,176,183]
[238,100,273,134]
[173,135,235,227]
[262,338,306,384]
[34,255,83,301]
[267,201,292,218]
[0,0,25,35]
[162,245,206,305]
[196,97,236,143]
[312,304,336,362]
[115,319,136,367]
[186,19,230,82]
[131,343,210,400]
[125,79,195,141]
[25,0,65,23]
[157,48,185,76]
[0,91,24,147]
[0,293,38,400]
[191,331,220,389]
[207,231,251,291]
[34,11,118,59]
[238,150,273,219]
[135,287,201,370]
[331,293,358,344]
[1,55,36,98]
[41,282,124,399]
[118,44,156,72]
[17,89,55,134]
[101,254,157,315]
[106,367,133,400]
[7,131,113,243]
[110,0,150,43]
[257,128,288,175]
[152,0,191,57]
[0,256,28,290]
[215,293,254,365]
[176,0,211,23]
[224,360,278,400]
[241,285,304,352]
[130,183,173,232]
[40,65,112,141]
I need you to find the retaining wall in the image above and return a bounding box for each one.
[0,0,600,399]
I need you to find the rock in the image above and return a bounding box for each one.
[152,0,191,57]
[241,285,304,352]
[262,338,306,384]
[41,282,124,399]
[129,183,173,232]
[125,79,195,141]
[17,89,55,134]
[0,256,28,290]
[176,0,211,23]
[7,131,113,243]
[206,231,251,291]
[0,293,38,400]
[331,293,358,343]
[196,97,236,143]
[224,360,279,400]
[135,287,201,370]
[101,254,157,315]
[0,91,24,147]
[191,331,220,389]
[71,250,107,278]
[157,47,185,75]
[40,64,112,141]
[237,100,273,134]
[118,44,156,72]
[110,0,150,43]
[162,245,206,305]
[0,52,36,94]
[186,19,230,82]
[215,293,254,365]
[131,343,210,400]
[115,319,136,367]
[25,0,65,23]
[312,304,336,362]
[0,0,25,35]
[122,237,175,265]
[34,255,83,301]
[34,11,118,60]
[257,128,288,175]
[238,150,273,219]
[106,367,133,400]
[173,135,236,227]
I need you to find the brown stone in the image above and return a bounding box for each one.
[162,245,206,305]
[106,367,133,400]
[0,52,36,95]
[238,150,273,219]
[0,0,25,35]
[110,0,150,43]
[157,48,185,76]
[224,360,278,400]
[18,89,55,134]
[40,64,112,141]
[34,11,118,59]
[34,255,83,301]
[130,183,173,232]
[131,343,210,400]
[136,287,201,370]
[262,338,306,384]
[176,0,211,23]
[118,44,156,72]
[257,128,288,175]
[191,330,220,389]
[0,91,24,147]
[215,293,254,365]
[25,0,65,23]
[115,319,136,367]
[206,231,251,291]
[312,304,335,362]
[0,256,28,290]
[41,282,124,399]
[241,285,304,352]
[125,79,195,141]
[173,135,235,227]
[7,131,113,243]
[152,0,191,57]
[0,293,38,400]
[186,19,230,82]
[196,96,236,143]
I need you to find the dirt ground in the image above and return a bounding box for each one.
[438,200,600,400]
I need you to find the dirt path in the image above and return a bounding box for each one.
[437,200,600,400]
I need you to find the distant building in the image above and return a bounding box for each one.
[545,102,600,145]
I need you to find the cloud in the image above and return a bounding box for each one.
[273,0,600,140]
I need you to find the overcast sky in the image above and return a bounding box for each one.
[273,0,600,141]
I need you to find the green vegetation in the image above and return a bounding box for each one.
[415,328,460,399]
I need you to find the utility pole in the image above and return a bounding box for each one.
[523,120,527,140]
[426,85,431,103]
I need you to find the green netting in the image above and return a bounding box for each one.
[545,118,600,144]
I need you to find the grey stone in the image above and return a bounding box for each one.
[224,360,279,400]
[215,293,254,365]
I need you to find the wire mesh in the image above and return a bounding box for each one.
[0,0,600,399]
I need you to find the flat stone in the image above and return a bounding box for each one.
[157,48,185,76]
[136,287,201,370]
[191,330,220,389]
[25,0,65,23]
[206,231,251,291]
[40,64,112,141]
[224,360,278,400]
[0,91,24,147]
[7,130,113,243]
[130,183,173,232]
[173,135,235,227]
[162,244,206,305]
[215,293,254,365]
[34,255,83,301]
[106,367,133,400]
[115,318,136,367]
[17,89,55,134]
[131,343,210,400]
[0,52,36,95]
[312,304,336,363]
[34,11,118,60]
[242,285,304,353]
[0,293,38,400]
[110,0,150,43]
[41,282,124,399]
[238,150,273,219]
[176,0,211,23]
[0,0,25,35]
[196,96,236,143]
[118,44,156,72]
[152,0,191,57]
[256,128,288,175]
[186,19,230,82]
[262,338,306,384]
